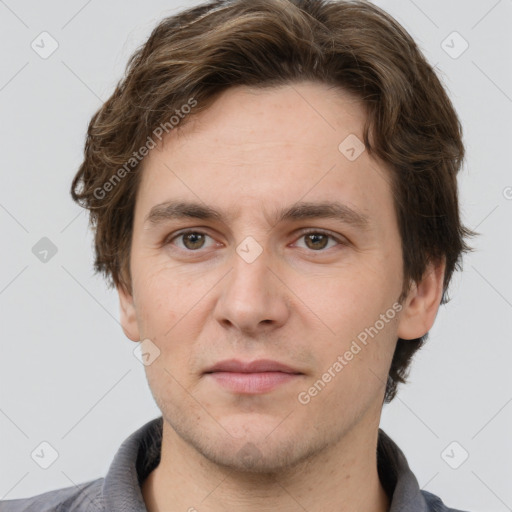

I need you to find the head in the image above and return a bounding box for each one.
[71,0,475,472]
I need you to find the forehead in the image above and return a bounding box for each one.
[135,82,394,231]
[171,82,367,153]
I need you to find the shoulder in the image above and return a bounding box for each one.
[421,490,472,512]
[0,478,103,512]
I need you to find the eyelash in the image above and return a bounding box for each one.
[165,229,346,253]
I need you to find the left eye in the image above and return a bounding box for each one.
[294,231,342,251]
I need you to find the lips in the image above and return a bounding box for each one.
[203,359,303,394]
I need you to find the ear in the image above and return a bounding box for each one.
[397,258,446,340]
[117,283,141,342]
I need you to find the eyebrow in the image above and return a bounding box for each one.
[144,200,371,231]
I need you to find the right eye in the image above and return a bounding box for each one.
[166,230,219,252]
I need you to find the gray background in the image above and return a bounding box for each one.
[0,0,511,510]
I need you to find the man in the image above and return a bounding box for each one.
[0,0,476,510]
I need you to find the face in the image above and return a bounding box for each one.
[119,81,443,472]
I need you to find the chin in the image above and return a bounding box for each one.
[198,435,315,475]
[172,412,323,475]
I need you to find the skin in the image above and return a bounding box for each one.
[118,81,445,512]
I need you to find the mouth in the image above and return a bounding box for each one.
[203,359,304,394]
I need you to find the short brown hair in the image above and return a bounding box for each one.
[71,0,477,402]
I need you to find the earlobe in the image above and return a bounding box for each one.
[117,284,141,342]
[397,259,446,341]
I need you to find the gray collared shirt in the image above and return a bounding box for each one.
[0,416,470,511]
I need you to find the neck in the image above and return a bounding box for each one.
[142,419,390,512]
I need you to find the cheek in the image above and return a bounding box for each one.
[132,264,180,338]
[301,263,389,335]
[132,245,193,304]
[304,316,398,416]
[132,266,211,369]
[301,263,399,387]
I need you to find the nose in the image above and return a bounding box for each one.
[213,244,290,336]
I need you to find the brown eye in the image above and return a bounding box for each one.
[304,233,330,250]
[295,230,342,251]
[168,231,214,251]
[181,232,206,250]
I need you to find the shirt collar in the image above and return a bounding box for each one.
[101,416,428,511]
